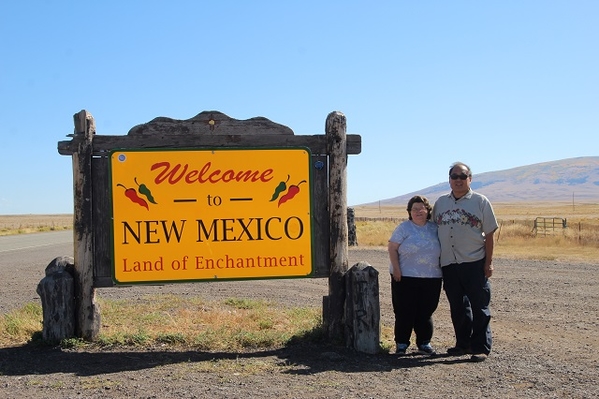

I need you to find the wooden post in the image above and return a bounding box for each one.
[323,111,348,340]
[345,262,380,354]
[72,110,100,340]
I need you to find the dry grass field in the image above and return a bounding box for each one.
[0,214,72,236]
[353,201,599,263]
[353,201,599,221]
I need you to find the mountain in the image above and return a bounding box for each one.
[371,156,599,205]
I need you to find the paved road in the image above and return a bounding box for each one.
[0,230,73,253]
[0,231,74,313]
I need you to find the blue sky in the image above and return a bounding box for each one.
[1,1,597,214]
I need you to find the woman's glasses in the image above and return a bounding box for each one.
[450,173,470,180]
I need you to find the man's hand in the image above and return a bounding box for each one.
[484,261,494,278]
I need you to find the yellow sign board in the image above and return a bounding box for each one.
[109,148,313,284]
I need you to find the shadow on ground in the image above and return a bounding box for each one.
[0,341,472,377]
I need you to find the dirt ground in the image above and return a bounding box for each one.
[1,247,598,398]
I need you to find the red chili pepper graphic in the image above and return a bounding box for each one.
[278,180,306,207]
[117,183,149,210]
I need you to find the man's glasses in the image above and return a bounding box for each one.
[450,173,470,180]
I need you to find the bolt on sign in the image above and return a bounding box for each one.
[109,148,313,284]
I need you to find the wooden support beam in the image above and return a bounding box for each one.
[72,110,100,340]
[323,111,349,340]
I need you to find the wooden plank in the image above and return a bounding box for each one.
[58,134,362,156]
[92,156,113,287]
[127,110,294,136]
[311,155,329,278]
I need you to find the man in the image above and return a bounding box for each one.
[432,162,498,362]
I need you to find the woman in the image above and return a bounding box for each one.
[388,195,442,355]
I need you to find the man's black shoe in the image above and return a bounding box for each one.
[470,353,488,362]
[446,346,468,356]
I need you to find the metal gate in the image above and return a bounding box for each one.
[533,217,567,237]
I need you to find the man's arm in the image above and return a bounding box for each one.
[484,230,495,278]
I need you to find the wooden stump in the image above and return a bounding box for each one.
[36,256,76,342]
[344,261,380,354]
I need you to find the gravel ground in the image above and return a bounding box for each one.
[1,247,598,398]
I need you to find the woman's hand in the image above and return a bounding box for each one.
[392,268,402,282]
[388,241,402,282]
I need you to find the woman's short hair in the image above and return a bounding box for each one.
[406,195,432,220]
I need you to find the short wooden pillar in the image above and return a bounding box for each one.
[344,261,380,354]
[36,256,76,342]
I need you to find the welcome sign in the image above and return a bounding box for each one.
[109,148,313,284]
